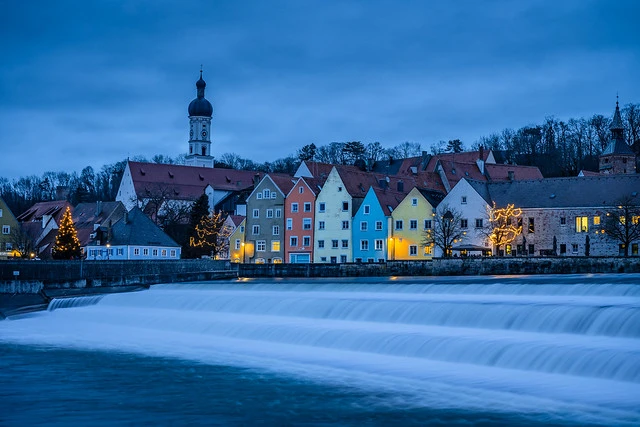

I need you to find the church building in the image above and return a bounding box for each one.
[599,97,636,175]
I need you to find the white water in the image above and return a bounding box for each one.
[2,275,640,425]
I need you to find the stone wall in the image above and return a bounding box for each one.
[239,257,640,278]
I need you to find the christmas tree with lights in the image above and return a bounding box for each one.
[52,206,82,259]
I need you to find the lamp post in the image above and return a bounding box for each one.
[241,242,246,264]
[106,243,111,261]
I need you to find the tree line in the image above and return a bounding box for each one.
[2,103,638,216]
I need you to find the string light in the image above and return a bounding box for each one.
[488,202,523,248]
[52,206,81,259]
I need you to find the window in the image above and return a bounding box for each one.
[299,186,304,194]
[361,240,369,251]
[319,202,326,212]
[143,248,149,256]
[0,208,3,217]
[257,193,263,200]
[375,221,383,231]
[304,202,311,212]
[572,243,578,254]
[410,220,418,230]
[118,248,124,256]
[342,221,349,230]
[632,243,639,256]
[252,225,260,235]
[593,216,600,226]
[290,236,298,246]
[161,249,167,257]
[321,257,327,262]
[342,202,349,211]
[409,245,418,256]
[475,218,483,228]
[5,243,12,250]
[257,240,266,251]
[375,239,383,251]
[275,209,282,218]
[461,196,467,204]
[318,221,325,230]
[517,218,523,228]
[291,203,299,213]
[360,221,368,231]
[340,255,347,263]
[235,239,241,250]
[271,241,280,251]
[303,236,310,246]
[528,218,535,233]
[286,219,292,230]
[560,244,566,254]
[2,225,9,234]
[271,191,277,199]
[411,198,418,206]
[330,256,337,263]
[240,226,245,232]
[338,186,343,192]
[252,209,259,218]
[134,248,140,256]
[152,249,158,256]
[303,218,312,230]
[560,217,566,225]
[460,219,468,229]
[318,240,325,248]
[575,216,588,233]
[395,220,403,230]
[170,250,176,257]
[266,209,273,218]
[272,225,280,236]
[341,240,349,248]
[364,205,370,214]
[332,239,339,249]
[424,245,433,255]
[263,190,270,199]
[528,244,534,255]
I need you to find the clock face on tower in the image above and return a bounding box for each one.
[201,130,207,137]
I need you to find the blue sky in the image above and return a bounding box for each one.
[1,0,639,180]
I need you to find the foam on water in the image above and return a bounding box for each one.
[2,274,639,425]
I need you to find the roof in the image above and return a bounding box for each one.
[417,188,446,208]
[578,170,601,177]
[16,201,72,223]
[610,100,624,130]
[296,161,336,178]
[372,187,409,216]
[602,139,635,156]
[228,215,246,227]
[484,163,544,181]
[73,202,127,247]
[110,207,180,247]
[468,175,640,209]
[267,173,296,195]
[128,161,266,201]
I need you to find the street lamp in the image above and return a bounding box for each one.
[106,243,111,261]
[241,242,246,264]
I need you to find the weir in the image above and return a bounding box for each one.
[1,275,639,425]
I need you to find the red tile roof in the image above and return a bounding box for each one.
[128,161,267,201]
[267,173,296,195]
[228,215,246,227]
[484,163,544,181]
[16,201,72,223]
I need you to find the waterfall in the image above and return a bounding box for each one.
[2,275,639,424]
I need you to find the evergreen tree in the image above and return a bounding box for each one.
[51,206,82,259]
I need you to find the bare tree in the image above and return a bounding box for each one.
[422,204,464,257]
[481,202,523,256]
[602,196,640,257]
[9,225,36,258]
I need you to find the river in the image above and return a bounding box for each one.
[1,274,639,426]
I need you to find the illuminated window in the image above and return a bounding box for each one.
[593,216,600,225]
[271,241,280,251]
[575,216,588,233]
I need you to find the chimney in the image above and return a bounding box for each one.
[479,145,484,160]
[95,201,102,216]
[397,181,404,192]
[508,170,515,181]
[253,173,261,185]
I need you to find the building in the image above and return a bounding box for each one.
[0,196,20,258]
[16,200,74,259]
[446,175,640,257]
[186,69,214,168]
[228,216,246,263]
[284,177,324,263]
[86,207,181,260]
[73,201,127,257]
[389,187,445,260]
[244,174,295,263]
[599,98,637,175]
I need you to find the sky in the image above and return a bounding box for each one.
[1,0,639,181]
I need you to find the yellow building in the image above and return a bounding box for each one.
[389,187,443,260]
[228,217,246,263]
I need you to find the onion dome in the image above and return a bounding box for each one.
[188,70,213,117]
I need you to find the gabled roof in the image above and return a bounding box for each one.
[16,201,72,223]
[484,163,544,181]
[295,161,336,178]
[467,175,640,209]
[228,215,246,227]
[128,161,266,201]
[268,173,296,196]
[372,187,409,216]
[287,176,325,197]
[417,188,446,208]
[110,207,179,247]
[73,202,127,247]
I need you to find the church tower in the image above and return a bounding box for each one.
[185,69,214,168]
[599,97,636,174]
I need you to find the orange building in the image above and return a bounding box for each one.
[284,177,323,263]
